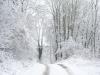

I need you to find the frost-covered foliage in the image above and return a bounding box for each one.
[46,0,100,62]
[55,37,95,61]
[0,0,42,61]
[0,50,37,75]
[0,50,18,75]
[0,51,14,63]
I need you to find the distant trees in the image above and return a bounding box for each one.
[45,0,100,61]
[92,0,98,57]
[0,0,100,63]
[46,0,82,61]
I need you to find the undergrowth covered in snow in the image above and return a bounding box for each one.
[0,50,100,75]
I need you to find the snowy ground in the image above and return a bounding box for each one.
[0,54,100,75]
[56,57,100,75]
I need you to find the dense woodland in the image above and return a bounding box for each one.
[0,0,100,64]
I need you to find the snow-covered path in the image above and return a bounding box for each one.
[14,63,70,75]
[0,57,100,75]
[16,58,100,75]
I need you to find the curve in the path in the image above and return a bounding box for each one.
[57,64,73,75]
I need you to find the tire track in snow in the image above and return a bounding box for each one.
[43,64,49,75]
[57,64,73,75]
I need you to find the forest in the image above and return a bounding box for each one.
[0,0,100,75]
